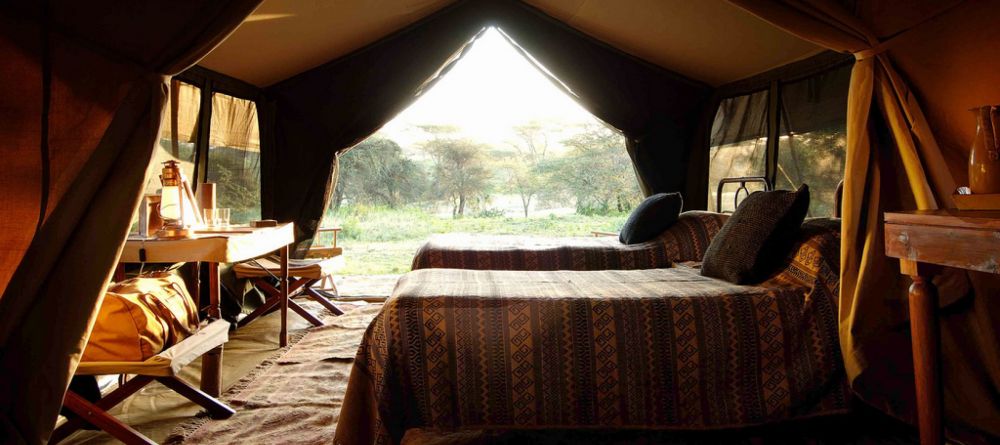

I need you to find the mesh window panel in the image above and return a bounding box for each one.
[708,89,769,212]
[207,93,261,224]
[145,79,200,196]
[776,64,850,217]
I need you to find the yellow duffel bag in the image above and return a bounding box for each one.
[82,273,200,363]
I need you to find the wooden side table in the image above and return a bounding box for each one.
[884,210,1000,445]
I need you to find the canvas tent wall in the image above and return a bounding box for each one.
[2,0,1000,444]
[0,1,261,443]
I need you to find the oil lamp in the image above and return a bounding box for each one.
[156,160,200,238]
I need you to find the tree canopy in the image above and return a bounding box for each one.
[329,122,642,219]
[422,136,493,217]
[334,137,427,209]
[548,124,640,214]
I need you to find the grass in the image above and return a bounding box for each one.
[320,206,628,275]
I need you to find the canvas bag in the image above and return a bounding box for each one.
[81,273,200,362]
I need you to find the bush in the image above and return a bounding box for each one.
[475,208,506,218]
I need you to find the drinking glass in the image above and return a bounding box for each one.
[202,208,231,227]
[216,208,231,227]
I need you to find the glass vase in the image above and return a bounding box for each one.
[968,105,1000,194]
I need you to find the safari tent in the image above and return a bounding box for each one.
[1,0,999,443]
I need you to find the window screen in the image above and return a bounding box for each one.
[144,79,200,196]
[207,93,261,224]
[776,64,850,217]
[708,90,769,212]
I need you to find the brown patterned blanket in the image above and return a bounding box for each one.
[410,211,728,271]
[338,219,846,445]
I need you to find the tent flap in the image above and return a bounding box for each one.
[730,0,1000,440]
[0,1,261,442]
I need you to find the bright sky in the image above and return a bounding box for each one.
[378,27,606,150]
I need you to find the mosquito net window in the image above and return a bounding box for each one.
[206,92,261,224]
[707,89,769,212]
[144,79,200,196]
[707,62,850,214]
[776,63,850,216]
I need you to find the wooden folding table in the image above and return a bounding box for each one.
[120,223,294,397]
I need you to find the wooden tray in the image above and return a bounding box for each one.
[953,192,1000,210]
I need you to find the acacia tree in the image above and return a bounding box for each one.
[503,121,553,217]
[551,123,640,214]
[334,137,426,209]
[502,160,546,217]
[422,137,493,217]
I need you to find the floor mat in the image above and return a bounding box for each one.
[166,303,383,444]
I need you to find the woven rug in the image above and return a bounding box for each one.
[166,302,384,444]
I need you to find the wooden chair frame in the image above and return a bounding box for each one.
[51,375,234,445]
[237,274,344,329]
[53,313,233,444]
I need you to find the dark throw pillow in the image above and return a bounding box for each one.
[701,185,810,284]
[619,193,683,244]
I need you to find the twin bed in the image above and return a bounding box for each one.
[337,213,846,444]
[411,211,728,271]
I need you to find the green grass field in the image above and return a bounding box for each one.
[320,206,628,275]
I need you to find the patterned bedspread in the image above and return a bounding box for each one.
[410,211,728,271]
[338,218,846,445]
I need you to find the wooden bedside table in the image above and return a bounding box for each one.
[884,210,1000,445]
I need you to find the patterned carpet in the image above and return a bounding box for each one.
[166,303,384,444]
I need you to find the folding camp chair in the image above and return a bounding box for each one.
[51,319,234,445]
[232,254,345,330]
[303,227,343,292]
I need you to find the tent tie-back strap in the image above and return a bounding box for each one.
[853,0,966,60]
[852,40,892,61]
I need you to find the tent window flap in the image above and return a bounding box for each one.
[207,92,262,224]
[708,62,850,216]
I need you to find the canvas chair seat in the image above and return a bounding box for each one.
[232,255,343,280]
[231,254,345,332]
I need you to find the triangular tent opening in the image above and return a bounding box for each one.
[324,27,641,274]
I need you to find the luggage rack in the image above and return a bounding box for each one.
[52,319,234,445]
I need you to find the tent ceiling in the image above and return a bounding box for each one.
[199,0,824,87]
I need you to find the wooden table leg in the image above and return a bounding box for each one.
[280,245,289,347]
[902,260,943,445]
[201,261,223,397]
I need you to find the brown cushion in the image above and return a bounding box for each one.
[701,185,810,284]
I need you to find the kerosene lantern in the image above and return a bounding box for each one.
[156,160,199,239]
